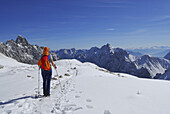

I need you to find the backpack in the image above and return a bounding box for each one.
[37,55,51,71]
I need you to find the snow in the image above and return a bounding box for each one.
[17,43,23,48]
[128,54,136,62]
[33,45,37,50]
[0,53,36,100]
[0,53,170,114]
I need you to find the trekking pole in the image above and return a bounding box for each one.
[38,67,40,96]
[55,68,63,92]
[35,66,40,98]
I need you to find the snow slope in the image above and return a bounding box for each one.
[0,53,170,114]
[0,53,37,100]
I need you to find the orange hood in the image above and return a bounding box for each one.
[43,47,49,56]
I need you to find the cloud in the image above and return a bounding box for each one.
[149,15,170,22]
[106,28,116,31]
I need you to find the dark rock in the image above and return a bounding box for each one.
[164,52,170,60]
[0,35,59,64]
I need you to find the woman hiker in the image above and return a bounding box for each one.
[37,47,57,97]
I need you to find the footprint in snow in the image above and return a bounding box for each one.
[99,75,103,77]
[79,91,83,93]
[104,110,111,114]
[76,91,83,94]
[64,104,77,108]
[17,104,23,108]
[1,106,5,108]
[70,89,75,91]
[73,107,83,111]
[86,99,92,102]
[55,103,60,110]
[86,105,93,109]
[66,100,69,102]
[6,110,12,114]
[62,104,77,111]
[75,95,81,98]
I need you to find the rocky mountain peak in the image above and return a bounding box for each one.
[0,35,59,64]
[101,43,113,49]
[16,35,29,46]
[101,43,114,54]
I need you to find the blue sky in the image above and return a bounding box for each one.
[0,0,170,50]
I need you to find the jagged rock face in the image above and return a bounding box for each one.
[164,52,170,60]
[134,55,170,78]
[54,44,170,79]
[0,35,59,64]
[155,68,170,80]
[16,35,29,46]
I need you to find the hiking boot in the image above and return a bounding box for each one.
[44,94,50,97]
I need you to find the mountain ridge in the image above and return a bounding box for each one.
[53,44,170,79]
[0,35,59,64]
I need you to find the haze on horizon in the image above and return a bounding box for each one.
[0,0,169,50]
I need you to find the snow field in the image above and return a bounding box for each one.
[60,62,170,114]
[0,53,170,114]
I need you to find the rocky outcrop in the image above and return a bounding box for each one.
[0,35,59,64]
[155,68,170,80]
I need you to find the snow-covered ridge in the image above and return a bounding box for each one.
[0,53,28,67]
[54,44,170,79]
[0,35,59,64]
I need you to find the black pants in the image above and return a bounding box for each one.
[41,69,52,96]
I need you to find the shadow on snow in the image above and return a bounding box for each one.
[0,95,43,105]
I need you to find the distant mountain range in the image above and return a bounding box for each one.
[127,46,170,57]
[53,44,170,79]
[0,35,58,64]
[0,36,170,80]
